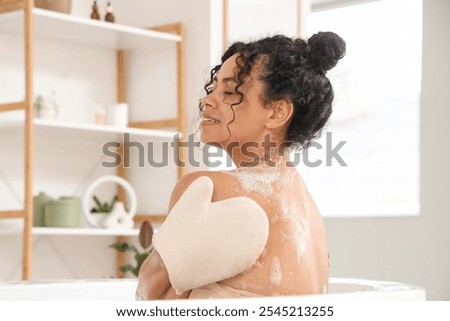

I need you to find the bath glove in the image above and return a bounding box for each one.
[153,176,269,294]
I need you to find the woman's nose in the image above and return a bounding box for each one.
[201,93,217,110]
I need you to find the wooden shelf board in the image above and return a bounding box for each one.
[0,226,140,236]
[0,118,178,140]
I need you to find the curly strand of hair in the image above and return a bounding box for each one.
[220,54,246,145]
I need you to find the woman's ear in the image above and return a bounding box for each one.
[265,99,294,129]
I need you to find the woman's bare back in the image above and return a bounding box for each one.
[136,166,329,299]
[211,166,329,296]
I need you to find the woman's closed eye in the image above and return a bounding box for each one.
[223,84,237,96]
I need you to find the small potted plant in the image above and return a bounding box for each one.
[34,92,58,119]
[110,221,154,277]
[90,195,117,227]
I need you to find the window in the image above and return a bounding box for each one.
[218,0,421,217]
[300,0,422,217]
[227,0,298,43]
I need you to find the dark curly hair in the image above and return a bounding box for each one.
[201,32,346,150]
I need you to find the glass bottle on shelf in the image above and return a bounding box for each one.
[104,2,115,23]
[90,0,100,20]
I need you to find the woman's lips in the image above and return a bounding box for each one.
[201,113,220,125]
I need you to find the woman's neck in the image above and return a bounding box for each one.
[226,141,292,169]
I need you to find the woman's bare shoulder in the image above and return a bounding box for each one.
[168,170,242,211]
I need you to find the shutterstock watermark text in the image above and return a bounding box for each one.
[101,132,347,168]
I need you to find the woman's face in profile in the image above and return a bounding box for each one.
[200,54,272,150]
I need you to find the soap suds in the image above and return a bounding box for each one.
[269,257,283,287]
[278,193,293,220]
[294,217,310,259]
[229,167,281,197]
[280,217,310,263]
[271,214,279,223]
[253,260,263,269]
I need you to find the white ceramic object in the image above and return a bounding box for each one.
[103,202,135,229]
[82,175,137,228]
[107,103,128,128]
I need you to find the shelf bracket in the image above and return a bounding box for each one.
[0,210,25,219]
[0,101,26,112]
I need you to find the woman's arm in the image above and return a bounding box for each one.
[136,250,171,299]
[137,172,211,299]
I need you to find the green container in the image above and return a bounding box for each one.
[44,196,81,228]
[33,192,54,227]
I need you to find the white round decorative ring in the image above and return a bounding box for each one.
[82,175,137,228]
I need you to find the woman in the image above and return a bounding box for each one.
[137,32,345,299]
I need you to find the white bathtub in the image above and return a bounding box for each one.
[0,278,425,300]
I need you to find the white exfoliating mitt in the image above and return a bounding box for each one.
[153,176,269,294]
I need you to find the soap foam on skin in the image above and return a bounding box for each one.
[220,167,314,291]
[270,257,283,287]
[279,217,310,264]
[229,167,281,197]
[226,167,312,264]
[274,185,311,263]
[295,218,310,259]
[279,193,291,220]
[271,214,280,223]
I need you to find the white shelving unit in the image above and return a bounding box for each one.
[0,119,178,141]
[0,1,185,279]
[0,7,181,50]
[0,227,140,236]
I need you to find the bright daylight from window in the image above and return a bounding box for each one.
[299,0,422,217]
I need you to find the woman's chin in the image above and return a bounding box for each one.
[201,132,222,147]
[200,138,223,149]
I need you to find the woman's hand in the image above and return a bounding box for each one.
[137,250,191,299]
[136,250,170,299]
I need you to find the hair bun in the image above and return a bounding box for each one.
[307,31,346,72]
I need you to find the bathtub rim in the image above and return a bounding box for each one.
[0,277,426,301]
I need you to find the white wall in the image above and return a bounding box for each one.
[324,0,450,300]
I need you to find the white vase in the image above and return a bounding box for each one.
[107,103,128,128]
[90,212,109,227]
